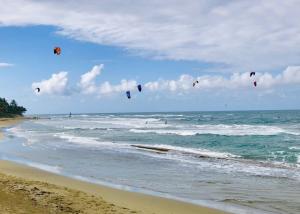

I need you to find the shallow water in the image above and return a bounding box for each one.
[1,110,300,214]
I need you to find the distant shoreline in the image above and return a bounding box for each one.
[27,108,300,116]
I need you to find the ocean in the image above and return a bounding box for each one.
[1,110,300,214]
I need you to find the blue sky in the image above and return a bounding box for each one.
[0,1,300,114]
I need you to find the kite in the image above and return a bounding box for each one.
[250,72,257,87]
[137,84,142,92]
[54,47,61,55]
[126,91,131,99]
[250,72,256,77]
[193,80,199,87]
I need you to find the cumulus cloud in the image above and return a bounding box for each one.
[79,64,103,94]
[78,64,137,96]
[145,75,194,92]
[80,65,300,96]
[0,62,13,68]
[99,80,137,95]
[1,0,300,70]
[32,65,300,97]
[145,66,300,92]
[32,72,69,95]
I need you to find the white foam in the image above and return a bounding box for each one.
[133,144,239,159]
[7,126,39,145]
[55,133,98,144]
[92,117,166,128]
[34,117,169,130]
[53,133,129,150]
[130,129,196,136]
[124,114,184,117]
[130,124,299,136]
[77,114,89,117]
[55,133,107,145]
[289,146,300,150]
[26,162,62,174]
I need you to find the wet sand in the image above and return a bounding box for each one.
[0,118,228,214]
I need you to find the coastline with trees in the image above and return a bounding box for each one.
[0,98,26,118]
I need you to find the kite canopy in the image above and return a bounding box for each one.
[250,72,257,87]
[193,80,199,87]
[137,84,142,92]
[126,91,131,99]
[54,47,61,55]
[35,87,40,93]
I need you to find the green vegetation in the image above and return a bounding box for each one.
[0,98,26,117]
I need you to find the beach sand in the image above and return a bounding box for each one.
[0,118,228,214]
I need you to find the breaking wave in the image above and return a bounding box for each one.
[130,124,299,136]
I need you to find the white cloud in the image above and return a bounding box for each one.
[99,79,137,95]
[78,64,138,95]
[79,64,103,94]
[32,72,69,95]
[1,0,300,70]
[32,65,300,97]
[77,65,300,96]
[0,62,13,68]
[145,66,300,92]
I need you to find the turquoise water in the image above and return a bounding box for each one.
[1,110,300,214]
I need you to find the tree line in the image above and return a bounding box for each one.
[0,98,26,117]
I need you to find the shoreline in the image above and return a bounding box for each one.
[0,160,228,214]
[0,117,24,140]
[0,118,228,214]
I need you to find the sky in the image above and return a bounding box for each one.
[0,0,300,114]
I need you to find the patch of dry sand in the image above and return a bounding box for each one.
[0,173,140,214]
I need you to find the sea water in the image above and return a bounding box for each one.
[1,110,300,214]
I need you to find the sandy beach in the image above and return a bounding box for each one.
[0,118,227,214]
